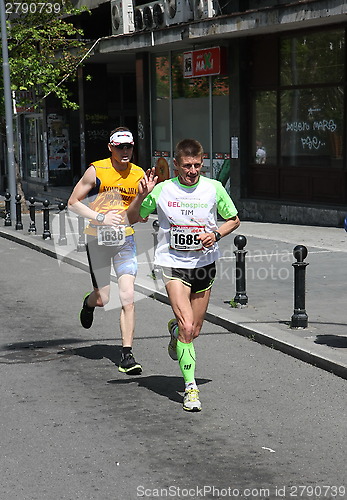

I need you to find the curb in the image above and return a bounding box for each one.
[1,228,346,381]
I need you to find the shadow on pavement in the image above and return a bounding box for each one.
[314,335,347,348]
[60,343,122,363]
[107,375,212,404]
[2,338,86,351]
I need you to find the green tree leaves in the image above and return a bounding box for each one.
[1,0,90,113]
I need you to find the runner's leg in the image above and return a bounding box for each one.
[190,289,211,339]
[165,280,197,388]
[117,273,136,347]
[86,285,111,307]
[165,279,194,343]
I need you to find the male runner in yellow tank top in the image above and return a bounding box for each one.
[68,127,144,374]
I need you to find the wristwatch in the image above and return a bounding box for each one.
[212,230,222,242]
[96,213,105,223]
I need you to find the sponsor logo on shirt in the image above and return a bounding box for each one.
[168,201,208,208]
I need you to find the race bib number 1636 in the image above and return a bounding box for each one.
[97,225,126,246]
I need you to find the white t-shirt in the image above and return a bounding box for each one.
[140,176,238,269]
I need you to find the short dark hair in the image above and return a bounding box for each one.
[174,139,204,162]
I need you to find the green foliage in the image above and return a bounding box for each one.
[228,299,238,308]
[0,0,90,113]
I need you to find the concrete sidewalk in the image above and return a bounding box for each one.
[1,208,346,380]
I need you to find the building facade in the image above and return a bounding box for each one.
[11,0,347,226]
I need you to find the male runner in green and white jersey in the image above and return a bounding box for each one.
[128,139,240,411]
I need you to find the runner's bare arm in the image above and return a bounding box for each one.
[199,215,241,248]
[68,166,122,225]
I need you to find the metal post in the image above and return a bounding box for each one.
[15,194,23,230]
[42,199,51,240]
[77,66,86,178]
[4,191,11,226]
[58,202,67,246]
[0,0,17,219]
[151,219,160,278]
[77,215,86,252]
[233,234,248,306]
[28,196,36,233]
[290,245,309,328]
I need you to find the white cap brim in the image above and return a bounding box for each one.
[109,131,134,146]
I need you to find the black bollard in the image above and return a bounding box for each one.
[151,219,161,278]
[233,234,248,306]
[152,219,159,250]
[77,215,86,252]
[290,245,309,328]
[15,194,24,230]
[42,199,52,240]
[4,192,11,226]
[28,196,37,233]
[58,202,67,245]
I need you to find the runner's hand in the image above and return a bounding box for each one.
[104,210,123,226]
[199,232,215,248]
[139,168,158,197]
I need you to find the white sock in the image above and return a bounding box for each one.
[185,380,197,391]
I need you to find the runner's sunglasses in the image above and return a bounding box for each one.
[112,143,134,150]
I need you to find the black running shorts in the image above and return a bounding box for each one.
[161,262,216,294]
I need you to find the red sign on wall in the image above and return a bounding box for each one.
[183,47,226,78]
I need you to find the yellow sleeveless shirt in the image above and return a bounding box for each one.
[85,157,144,236]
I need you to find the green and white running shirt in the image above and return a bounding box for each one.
[140,176,238,269]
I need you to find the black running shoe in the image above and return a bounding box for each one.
[118,352,142,375]
[80,293,94,329]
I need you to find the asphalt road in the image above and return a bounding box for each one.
[0,237,346,500]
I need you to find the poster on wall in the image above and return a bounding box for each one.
[153,151,171,181]
[47,114,71,171]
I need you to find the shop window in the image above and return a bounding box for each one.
[212,76,230,155]
[248,27,346,204]
[23,115,45,181]
[281,87,344,168]
[280,30,344,86]
[151,55,171,155]
[172,52,209,160]
[212,75,229,97]
[151,52,230,183]
[172,53,209,99]
[154,56,170,99]
[212,75,230,189]
[251,91,277,165]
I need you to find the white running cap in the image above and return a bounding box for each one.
[109,130,134,146]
